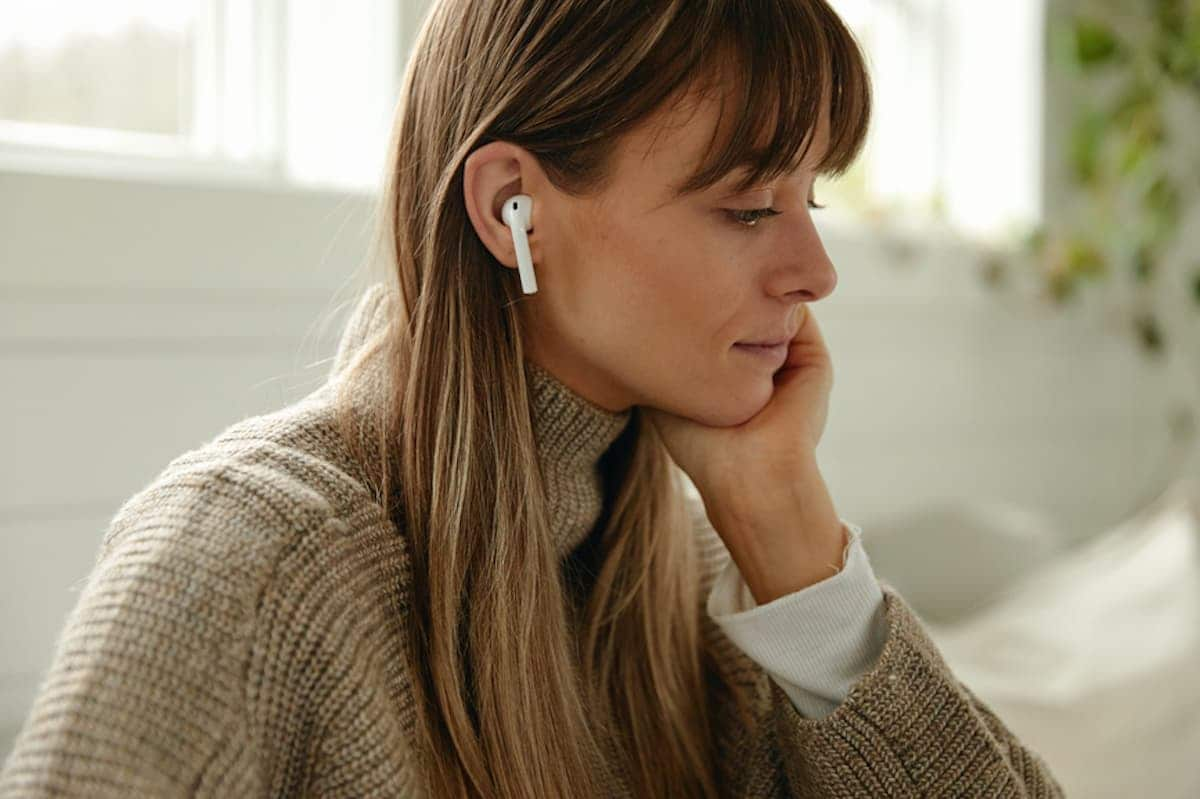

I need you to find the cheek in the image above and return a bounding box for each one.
[622,233,739,356]
[573,211,742,359]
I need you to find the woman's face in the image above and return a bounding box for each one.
[463,82,837,427]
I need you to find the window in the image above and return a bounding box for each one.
[1,0,1043,217]
[0,0,403,194]
[821,0,1045,243]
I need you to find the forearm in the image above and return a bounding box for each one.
[698,455,847,604]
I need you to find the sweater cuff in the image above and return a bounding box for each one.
[705,519,889,719]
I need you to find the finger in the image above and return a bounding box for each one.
[782,304,829,369]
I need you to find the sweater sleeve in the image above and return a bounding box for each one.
[762,583,1066,797]
[706,520,889,720]
[692,497,1065,797]
[0,471,271,798]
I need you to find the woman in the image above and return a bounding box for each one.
[0,1,1065,797]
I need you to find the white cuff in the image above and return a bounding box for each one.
[705,519,889,719]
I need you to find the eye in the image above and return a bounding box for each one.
[726,196,826,228]
[727,207,781,227]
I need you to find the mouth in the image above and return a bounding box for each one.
[736,337,790,347]
[729,321,796,347]
[733,341,789,362]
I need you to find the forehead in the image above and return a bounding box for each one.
[616,79,832,199]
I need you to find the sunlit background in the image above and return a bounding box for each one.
[2,2,1198,796]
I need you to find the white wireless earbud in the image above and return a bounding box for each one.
[501,194,538,295]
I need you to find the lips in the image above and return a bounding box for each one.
[737,330,794,347]
[733,341,789,363]
[737,312,802,347]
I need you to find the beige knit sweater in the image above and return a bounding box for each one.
[0,284,1065,797]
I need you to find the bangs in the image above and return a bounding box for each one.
[671,0,872,198]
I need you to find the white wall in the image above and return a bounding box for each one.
[0,168,380,756]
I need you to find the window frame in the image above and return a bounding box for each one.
[0,0,412,197]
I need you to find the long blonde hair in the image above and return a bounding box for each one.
[331,1,871,796]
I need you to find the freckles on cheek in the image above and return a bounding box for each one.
[611,250,657,310]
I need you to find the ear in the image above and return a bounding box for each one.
[463,141,545,274]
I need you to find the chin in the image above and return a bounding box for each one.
[702,387,773,428]
[729,377,776,423]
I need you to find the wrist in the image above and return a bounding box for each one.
[698,451,825,524]
[700,457,846,604]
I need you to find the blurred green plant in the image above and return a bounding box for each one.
[980,0,1200,500]
[985,0,1199,362]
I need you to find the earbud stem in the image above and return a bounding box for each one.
[511,217,538,294]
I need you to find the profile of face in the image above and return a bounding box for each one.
[463,78,838,428]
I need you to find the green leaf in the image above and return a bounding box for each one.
[1153,0,1187,33]
[1048,270,1077,304]
[1119,136,1152,175]
[1067,238,1107,278]
[1189,19,1200,81]
[1134,245,1158,283]
[1157,39,1199,81]
[1070,110,1108,183]
[1024,224,1048,253]
[1112,81,1155,126]
[1134,311,1165,355]
[1073,17,1123,66]
[1145,175,1182,233]
[1048,18,1082,70]
[1155,0,1200,82]
[1113,82,1166,160]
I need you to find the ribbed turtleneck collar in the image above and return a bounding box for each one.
[524,358,634,556]
[330,283,634,558]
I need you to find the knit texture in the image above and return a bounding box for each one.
[0,283,1065,797]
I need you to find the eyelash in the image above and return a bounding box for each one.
[727,198,826,228]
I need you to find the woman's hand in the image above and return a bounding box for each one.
[643,303,845,602]
[644,302,834,497]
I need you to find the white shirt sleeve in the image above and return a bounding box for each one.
[705,519,889,720]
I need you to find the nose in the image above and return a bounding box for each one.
[783,262,837,302]
[773,231,838,302]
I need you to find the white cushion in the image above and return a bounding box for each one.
[902,480,1200,799]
